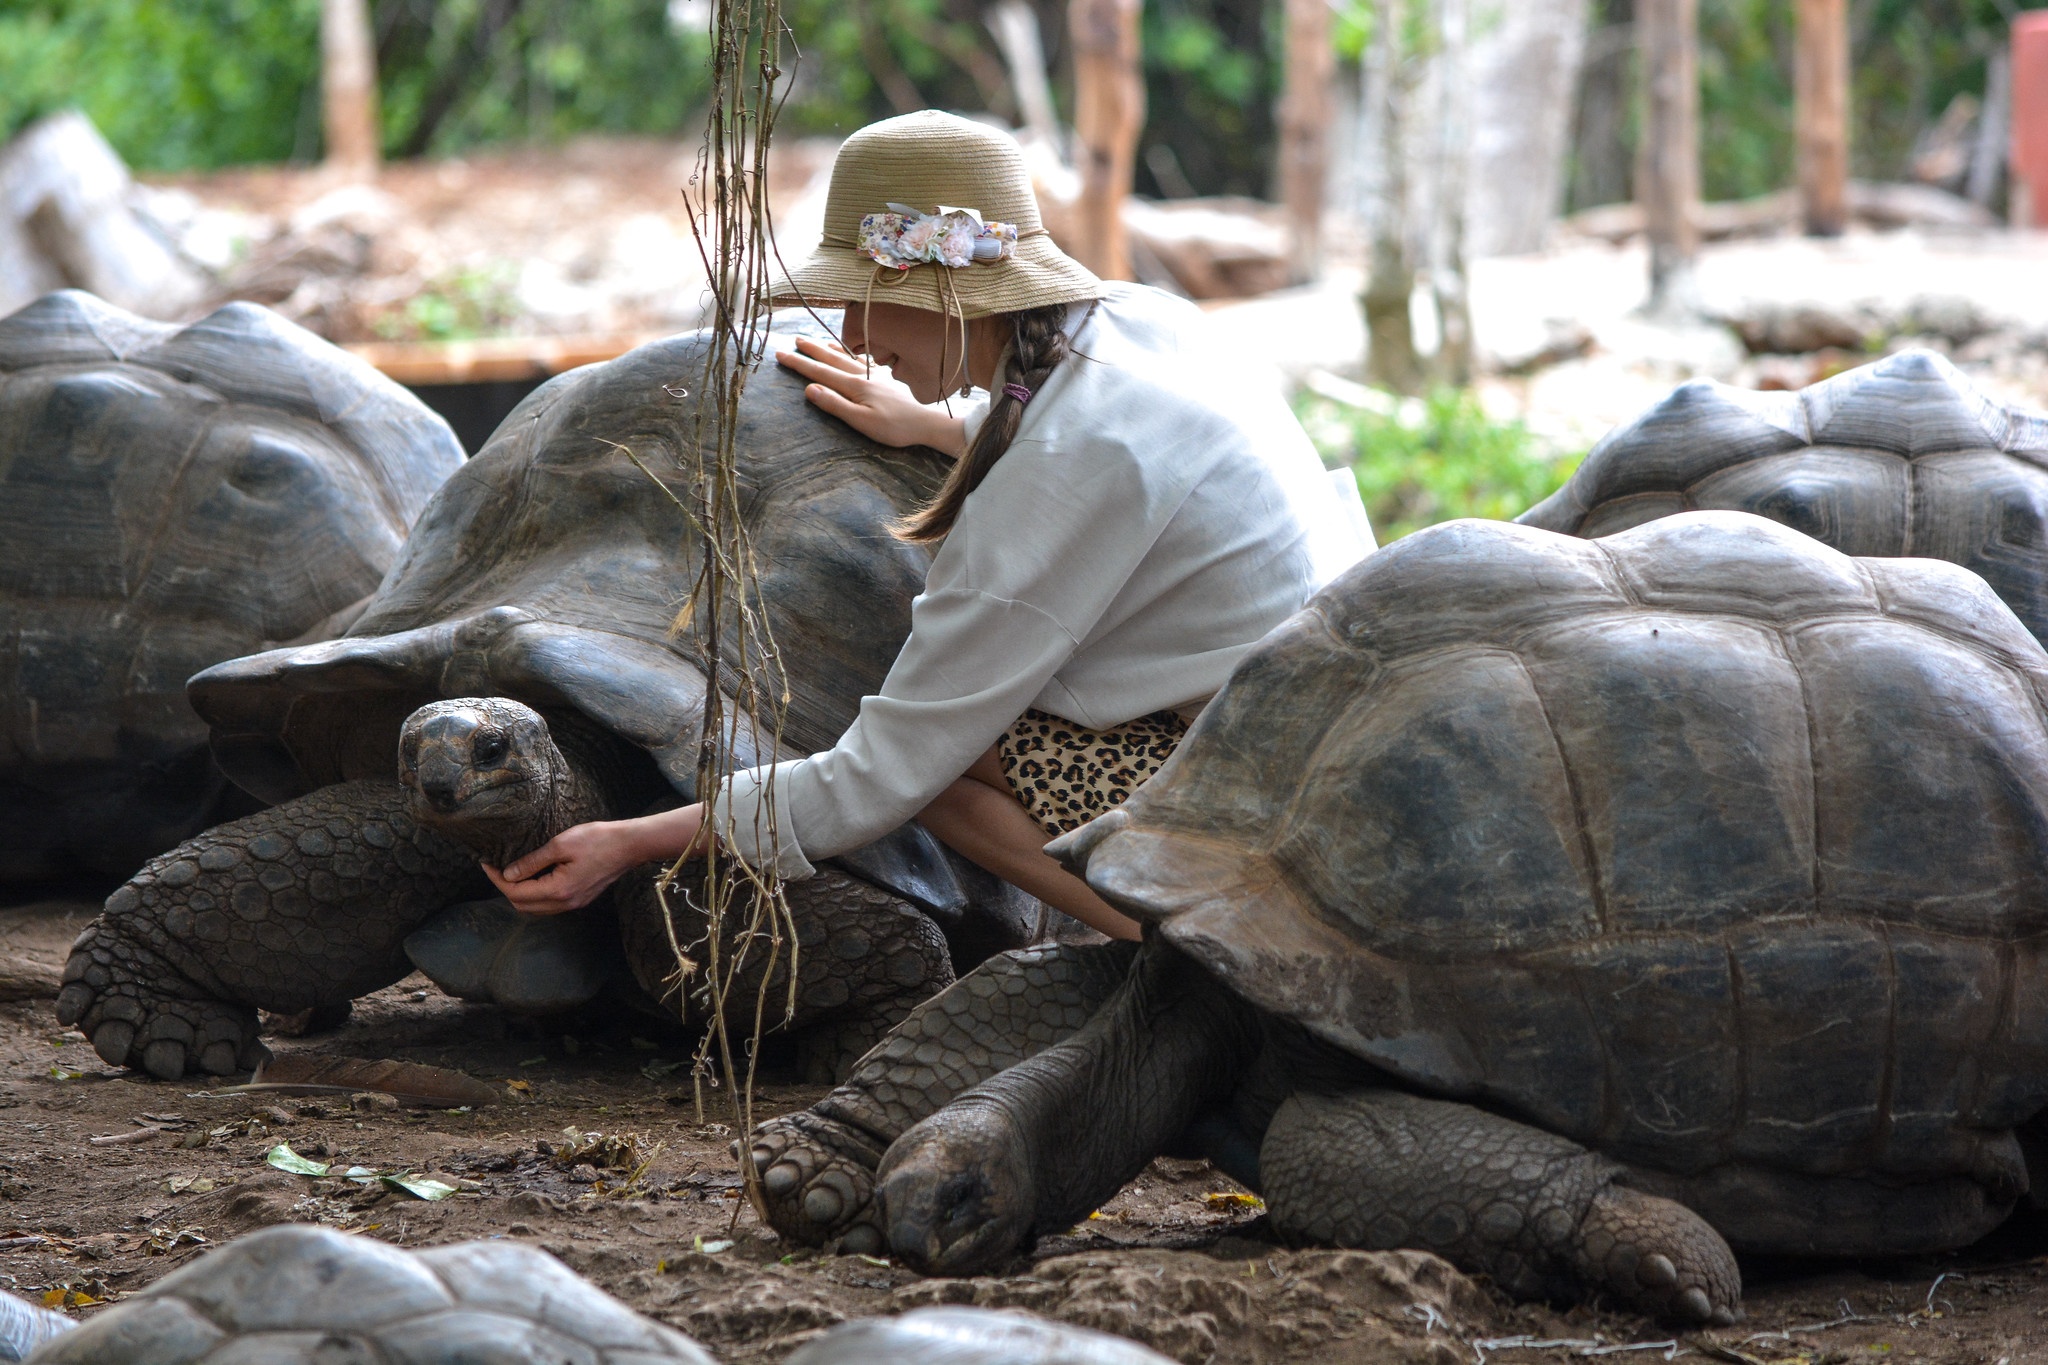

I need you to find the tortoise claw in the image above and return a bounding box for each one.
[742,1111,887,1252]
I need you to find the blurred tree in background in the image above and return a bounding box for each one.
[1572,0,2044,208]
[0,0,325,168]
[0,0,2038,205]
[0,0,1278,196]
[0,0,715,170]
[1136,0,1277,198]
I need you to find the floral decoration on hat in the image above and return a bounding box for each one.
[858,203,1019,271]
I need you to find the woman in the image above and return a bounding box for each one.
[486,110,1372,940]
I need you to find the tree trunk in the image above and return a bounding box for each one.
[1637,0,1699,315]
[1794,0,1849,236]
[1569,18,1637,213]
[987,0,1062,152]
[1429,0,1472,386]
[1278,0,1335,283]
[1070,0,1144,280]
[2012,12,2048,229]
[322,0,381,178]
[1464,0,1589,256]
[1361,0,1422,393]
[1968,47,2010,209]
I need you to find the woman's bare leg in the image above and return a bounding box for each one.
[917,747,1142,941]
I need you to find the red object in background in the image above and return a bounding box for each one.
[2016,13,2048,227]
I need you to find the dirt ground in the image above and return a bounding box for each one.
[8,892,2048,1364]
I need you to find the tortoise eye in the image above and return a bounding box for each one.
[473,732,507,764]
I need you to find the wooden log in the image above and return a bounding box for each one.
[0,955,61,1003]
[0,112,208,319]
[1069,0,1144,280]
[1637,0,1700,312]
[1795,0,1849,236]
[322,0,381,178]
[1278,0,1335,283]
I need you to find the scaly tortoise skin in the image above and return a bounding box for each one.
[55,314,1037,1082]
[1518,348,2048,642]
[757,511,2048,1325]
[0,290,461,881]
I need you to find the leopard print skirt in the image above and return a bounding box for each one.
[997,706,1190,838]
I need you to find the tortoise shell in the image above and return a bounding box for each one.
[1518,349,2048,641]
[188,316,970,909]
[0,291,461,879]
[23,1224,714,1363]
[1062,512,2048,1195]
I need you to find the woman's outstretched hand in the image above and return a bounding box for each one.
[484,803,709,916]
[776,336,966,456]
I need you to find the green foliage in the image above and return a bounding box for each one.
[770,0,1007,136]
[1331,0,1372,62]
[1698,0,1793,203]
[1137,0,1278,199]
[0,0,1275,197]
[376,0,715,157]
[370,263,518,341]
[1849,0,2043,185]
[1584,0,2048,205]
[0,0,711,171]
[0,0,323,171]
[1295,388,1582,543]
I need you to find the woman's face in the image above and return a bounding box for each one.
[842,301,962,403]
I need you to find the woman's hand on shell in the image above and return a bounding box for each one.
[484,821,645,916]
[777,337,966,456]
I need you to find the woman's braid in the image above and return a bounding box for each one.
[896,302,1072,543]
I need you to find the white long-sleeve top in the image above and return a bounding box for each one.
[713,282,1374,877]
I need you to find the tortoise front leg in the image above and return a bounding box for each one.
[56,779,487,1079]
[1259,1088,1741,1325]
[875,940,1260,1275]
[744,939,1137,1253]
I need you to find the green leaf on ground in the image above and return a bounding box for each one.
[382,1175,458,1201]
[264,1143,330,1177]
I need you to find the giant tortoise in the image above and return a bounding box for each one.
[747,511,2048,1324]
[2,1225,1170,1364]
[0,290,462,880]
[54,316,1036,1082]
[1519,348,2048,642]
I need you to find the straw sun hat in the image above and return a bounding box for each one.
[770,110,1102,321]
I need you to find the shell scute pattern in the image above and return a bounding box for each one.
[25,1226,715,1364]
[188,313,946,807]
[1519,349,2048,642]
[1072,511,2048,1182]
[0,290,461,881]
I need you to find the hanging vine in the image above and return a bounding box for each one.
[646,0,800,1222]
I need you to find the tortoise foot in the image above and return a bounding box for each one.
[54,779,484,1079]
[742,1111,889,1254]
[876,1100,1038,1275]
[1574,1185,1741,1327]
[56,921,267,1079]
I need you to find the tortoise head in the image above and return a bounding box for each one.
[398,697,571,863]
